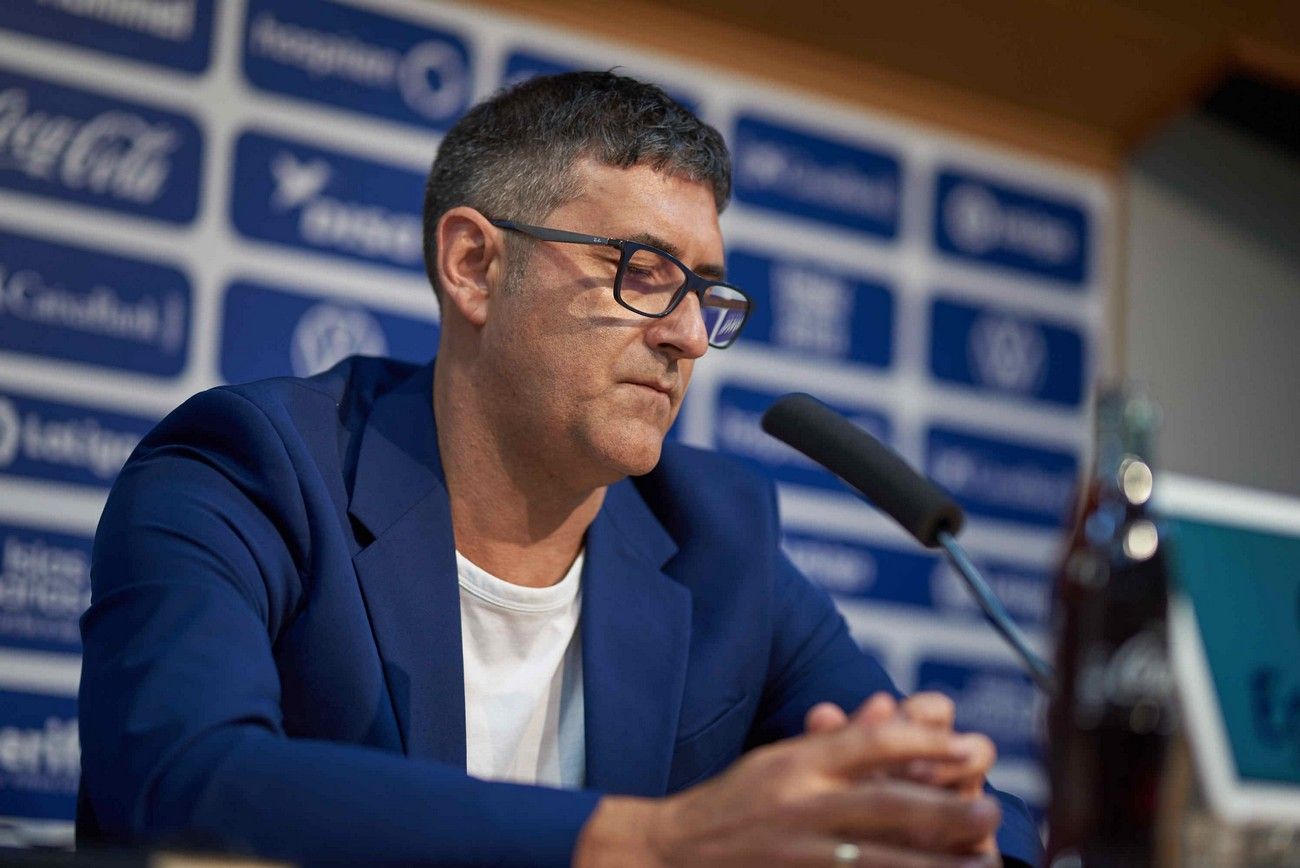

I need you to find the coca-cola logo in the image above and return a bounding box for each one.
[0,88,178,204]
[1075,629,1174,732]
[0,73,200,222]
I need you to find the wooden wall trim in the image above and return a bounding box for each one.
[461,0,1126,171]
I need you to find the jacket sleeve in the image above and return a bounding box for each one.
[79,388,600,867]
[747,485,1044,867]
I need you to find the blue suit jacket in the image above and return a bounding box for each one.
[78,356,1040,866]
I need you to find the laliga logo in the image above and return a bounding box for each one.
[967,313,1047,395]
[290,302,388,378]
[0,397,18,469]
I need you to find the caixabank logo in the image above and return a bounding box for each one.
[925,425,1078,529]
[727,248,893,368]
[0,689,79,822]
[934,168,1090,286]
[732,112,902,239]
[242,0,472,131]
[929,296,1085,408]
[0,0,215,74]
[0,521,91,655]
[713,382,890,494]
[0,231,190,377]
[0,392,153,489]
[230,130,425,273]
[500,48,700,117]
[0,69,202,223]
[219,279,439,384]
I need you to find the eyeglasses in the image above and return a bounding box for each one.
[489,219,753,349]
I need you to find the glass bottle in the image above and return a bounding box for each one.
[1047,387,1177,867]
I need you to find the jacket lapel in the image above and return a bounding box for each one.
[582,480,692,796]
[345,361,695,791]
[348,362,466,768]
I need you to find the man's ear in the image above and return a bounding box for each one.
[436,207,504,327]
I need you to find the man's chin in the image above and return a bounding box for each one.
[587,428,666,481]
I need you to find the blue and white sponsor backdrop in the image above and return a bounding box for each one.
[0,0,1111,839]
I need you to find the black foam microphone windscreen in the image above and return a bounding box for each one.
[760,393,964,548]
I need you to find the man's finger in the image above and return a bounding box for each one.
[814,717,969,776]
[848,692,898,728]
[791,780,1001,853]
[805,702,849,734]
[899,692,956,730]
[921,733,997,793]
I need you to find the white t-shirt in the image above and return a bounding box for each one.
[457,549,585,788]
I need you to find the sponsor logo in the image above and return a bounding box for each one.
[928,558,1050,629]
[944,182,1076,264]
[290,302,388,378]
[727,249,893,368]
[968,313,1047,394]
[783,534,877,595]
[930,297,1084,408]
[220,280,438,385]
[499,49,700,115]
[243,0,472,130]
[1074,629,1175,734]
[0,70,201,222]
[0,717,80,780]
[784,527,1050,627]
[0,232,190,376]
[0,398,19,468]
[934,170,1090,285]
[231,131,425,271]
[926,426,1078,528]
[916,659,1043,759]
[501,49,575,90]
[714,382,890,494]
[0,690,79,821]
[773,264,853,356]
[0,1,214,72]
[732,114,901,238]
[0,523,91,654]
[0,391,152,488]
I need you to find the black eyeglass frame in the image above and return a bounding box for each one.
[489,219,753,349]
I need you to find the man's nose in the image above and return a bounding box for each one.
[646,291,710,360]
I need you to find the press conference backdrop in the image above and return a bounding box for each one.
[0,0,1110,841]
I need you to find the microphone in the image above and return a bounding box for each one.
[761,393,1056,695]
[760,393,963,548]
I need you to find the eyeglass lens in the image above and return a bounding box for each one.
[620,248,748,347]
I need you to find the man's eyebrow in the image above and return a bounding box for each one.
[627,232,726,281]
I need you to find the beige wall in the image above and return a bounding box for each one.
[1125,115,1300,496]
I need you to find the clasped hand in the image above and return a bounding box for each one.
[578,692,1001,867]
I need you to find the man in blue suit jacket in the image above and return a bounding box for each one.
[80,72,1041,866]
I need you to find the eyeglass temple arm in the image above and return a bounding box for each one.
[492,220,613,246]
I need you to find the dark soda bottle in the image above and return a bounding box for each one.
[1047,387,1177,867]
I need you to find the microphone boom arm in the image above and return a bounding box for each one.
[936,530,1057,695]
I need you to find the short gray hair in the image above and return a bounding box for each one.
[422,70,731,301]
